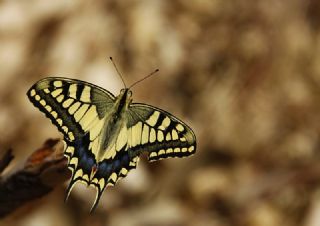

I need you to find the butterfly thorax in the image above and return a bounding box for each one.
[96,88,132,161]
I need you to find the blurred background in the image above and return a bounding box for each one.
[1,0,320,225]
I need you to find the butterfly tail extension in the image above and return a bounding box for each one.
[89,188,104,213]
[89,178,123,212]
[65,173,91,203]
[64,178,79,203]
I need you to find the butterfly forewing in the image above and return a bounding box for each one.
[27,77,115,141]
[127,104,196,161]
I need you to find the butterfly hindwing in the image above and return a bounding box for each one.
[63,133,140,212]
[127,103,196,161]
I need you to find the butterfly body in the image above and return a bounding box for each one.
[95,89,131,160]
[27,77,196,211]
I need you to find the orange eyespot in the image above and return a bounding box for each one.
[91,164,98,174]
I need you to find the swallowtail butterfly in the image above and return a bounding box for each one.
[27,60,196,211]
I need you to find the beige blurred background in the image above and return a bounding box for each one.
[1,0,320,225]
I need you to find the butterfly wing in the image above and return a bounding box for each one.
[27,77,115,141]
[27,77,116,209]
[127,103,196,161]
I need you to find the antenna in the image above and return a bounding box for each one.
[129,69,159,89]
[109,57,126,88]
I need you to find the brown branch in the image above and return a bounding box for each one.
[0,149,14,174]
[0,139,70,218]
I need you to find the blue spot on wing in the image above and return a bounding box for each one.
[96,161,112,176]
[67,134,97,175]
[95,149,133,179]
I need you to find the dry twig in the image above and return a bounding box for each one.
[0,149,14,175]
[0,139,69,218]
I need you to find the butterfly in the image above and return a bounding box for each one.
[27,61,196,212]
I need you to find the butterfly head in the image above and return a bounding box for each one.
[120,88,132,98]
[118,88,133,107]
